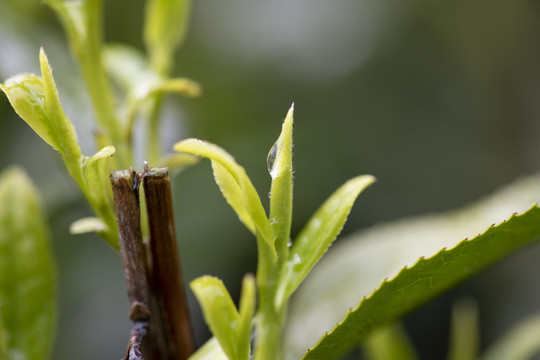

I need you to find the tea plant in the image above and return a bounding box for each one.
[2,0,540,359]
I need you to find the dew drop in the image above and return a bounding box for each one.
[267,141,278,176]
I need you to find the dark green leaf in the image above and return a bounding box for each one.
[299,205,540,359]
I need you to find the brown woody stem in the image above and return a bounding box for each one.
[111,170,153,360]
[143,167,195,360]
[110,169,151,321]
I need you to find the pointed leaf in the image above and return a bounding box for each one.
[0,167,56,360]
[1,49,83,182]
[276,175,375,307]
[268,104,294,254]
[297,205,540,359]
[174,139,275,257]
[237,274,256,360]
[191,276,240,360]
[39,48,80,160]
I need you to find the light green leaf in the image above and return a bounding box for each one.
[276,175,375,307]
[0,167,56,360]
[188,337,229,360]
[38,48,80,160]
[79,145,117,247]
[0,74,56,149]
[1,49,84,185]
[212,161,256,234]
[482,313,540,360]
[144,0,192,73]
[268,104,294,254]
[296,205,540,359]
[237,274,256,360]
[83,145,115,202]
[104,44,201,138]
[174,139,276,258]
[191,276,240,360]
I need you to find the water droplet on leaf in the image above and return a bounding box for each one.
[267,141,278,175]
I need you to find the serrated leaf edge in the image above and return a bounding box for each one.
[302,204,539,356]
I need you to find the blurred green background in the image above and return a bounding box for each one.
[2,0,540,358]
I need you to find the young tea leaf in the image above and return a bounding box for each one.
[268,104,294,254]
[1,49,84,185]
[237,274,256,360]
[191,276,241,360]
[38,48,81,161]
[174,139,276,258]
[276,175,375,307]
[0,167,56,360]
[298,205,540,359]
[0,74,57,150]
